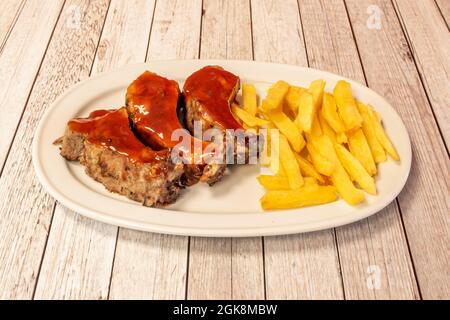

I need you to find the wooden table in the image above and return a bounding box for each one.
[0,0,448,300]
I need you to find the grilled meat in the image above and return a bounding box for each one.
[183,66,258,164]
[58,108,184,207]
[183,66,242,132]
[126,71,225,185]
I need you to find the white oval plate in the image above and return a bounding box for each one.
[33,60,411,237]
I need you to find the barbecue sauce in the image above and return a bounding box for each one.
[68,108,164,163]
[126,71,217,163]
[183,66,242,131]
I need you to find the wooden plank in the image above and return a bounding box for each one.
[0,0,25,52]
[251,0,343,299]
[108,0,202,300]
[299,0,419,299]
[0,0,64,173]
[346,0,450,299]
[435,0,450,27]
[0,0,109,299]
[186,0,265,300]
[110,231,188,299]
[34,207,117,299]
[393,0,450,146]
[34,0,156,300]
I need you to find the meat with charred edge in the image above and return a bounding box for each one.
[126,70,226,186]
[57,108,184,207]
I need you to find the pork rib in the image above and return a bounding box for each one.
[58,108,184,207]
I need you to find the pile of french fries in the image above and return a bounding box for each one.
[232,79,400,210]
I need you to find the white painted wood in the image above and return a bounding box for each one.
[110,230,188,299]
[299,0,419,300]
[435,0,450,26]
[0,0,64,171]
[0,0,25,52]
[251,0,343,299]
[187,0,265,300]
[0,0,109,299]
[109,0,202,300]
[393,0,450,146]
[346,0,450,299]
[34,0,157,300]
[34,207,117,299]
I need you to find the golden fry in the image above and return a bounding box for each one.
[369,107,400,161]
[261,80,290,111]
[285,85,306,115]
[334,143,376,195]
[294,153,326,184]
[321,93,346,133]
[331,163,365,205]
[258,175,316,190]
[242,83,258,116]
[337,132,348,144]
[264,109,306,152]
[357,101,386,163]
[260,185,337,210]
[333,80,363,131]
[347,128,377,176]
[279,135,304,188]
[309,135,365,204]
[232,104,270,127]
[319,112,337,144]
[295,80,325,132]
[306,143,335,176]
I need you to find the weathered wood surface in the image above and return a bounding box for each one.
[187,0,265,300]
[251,0,344,300]
[393,0,450,146]
[299,0,419,300]
[0,0,448,300]
[0,0,109,299]
[346,0,449,299]
[35,0,156,300]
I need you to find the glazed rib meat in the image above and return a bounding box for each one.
[126,71,226,185]
[183,66,242,132]
[183,66,259,164]
[58,108,184,207]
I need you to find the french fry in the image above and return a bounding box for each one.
[333,80,363,131]
[357,101,386,163]
[295,91,313,131]
[264,109,306,152]
[257,175,317,190]
[310,114,323,137]
[319,112,337,144]
[321,93,346,133]
[232,104,270,127]
[285,85,306,115]
[309,79,326,110]
[309,135,365,204]
[306,143,335,176]
[242,83,257,116]
[260,185,337,210]
[331,163,365,205]
[261,80,290,111]
[334,143,376,195]
[296,80,326,132]
[294,153,326,184]
[347,128,377,176]
[279,135,304,188]
[369,107,400,161]
[337,132,348,144]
